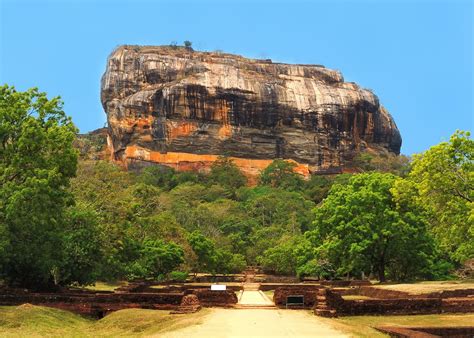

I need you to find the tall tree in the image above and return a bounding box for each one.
[59,205,103,285]
[259,159,303,190]
[127,239,184,279]
[209,156,247,190]
[0,85,78,289]
[403,130,473,263]
[310,173,435,282]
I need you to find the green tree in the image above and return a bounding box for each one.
[214,249,246,274]
[258,238,298,275]
[354,151,411,176]
[245,188,314,231]
[310,173,435,282]
[59,205,103,285]
[303,175,333,203]
[70,161,134,280]
[186,230,245,274]
[127,239,184,279]
[136,165,178,190]
[209,156,247,190]
[0,85,78,289]
[402,130,473,263]
[259,159,303,190]
[226,253,247,273]
[187,231,219,273]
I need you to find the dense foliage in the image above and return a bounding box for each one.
[0,85,78,289]
[402,131,473,263]
[1,86,472,287]
[309,173,435,282]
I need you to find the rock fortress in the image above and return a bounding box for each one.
[101,45,401,180]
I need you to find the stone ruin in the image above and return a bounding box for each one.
[1,275,473,320]
[170,294,201,314]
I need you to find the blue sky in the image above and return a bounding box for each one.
[1,0,472,155]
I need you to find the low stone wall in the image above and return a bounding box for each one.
[320,280,371,287]
[260,280,370,291]
[0,287,239,316]
[191,289,238,307]
[119,282,244,294]
[0,292,184,317]
[355,286,411,299]
[260,284,319,292]
[192,275,244,283]
[338,298,442,315]
[355,286,474,300]
[273,287,318,309]
[114,281,149,293]
[375,326,474,338]
[262,276,299,283]
[441,298,474,313]
[323,289,474,316]
[426,288,474,298]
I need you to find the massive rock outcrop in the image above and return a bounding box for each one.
[101,45,401,178]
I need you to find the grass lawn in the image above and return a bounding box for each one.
[372,280,474,294]
[341,295,373,300]
[318,313,474,338]
[0,305,208,337]
[82,281,128,292]
[0,304,92,337]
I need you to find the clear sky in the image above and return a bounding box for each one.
[1,0,472,155]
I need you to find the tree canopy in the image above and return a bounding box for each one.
[1,87,470,286]
[403,130,473,263]
[0,85,78,289]
[308,173,437,281]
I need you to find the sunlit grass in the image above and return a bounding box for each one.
[341,295,373,300]
[319,313,474,338]
[0,304,92,337]
[82,281,127,292]
[0,305,209,337]
[372,281,474,294]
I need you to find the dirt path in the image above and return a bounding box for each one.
[162,308,348,337]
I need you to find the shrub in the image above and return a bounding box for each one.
[168,271,188,282]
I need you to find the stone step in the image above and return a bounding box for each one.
[235,304,277,310]
[243,283,260,291]
[314,309,337,317]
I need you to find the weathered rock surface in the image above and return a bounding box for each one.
[101,45,401,177]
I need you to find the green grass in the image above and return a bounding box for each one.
[0,305,209,337]
[318,313,474,338]
[263,290,274,300]
[82,281,127,292]
[0,304,92,337]
[90,308,208,337]
[372,281,474,294]
[341,295,373,300]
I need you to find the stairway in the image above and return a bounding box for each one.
[314,288,337,317]
[235,303,276,309]
[236,267,276,309]
[243,283,260,291]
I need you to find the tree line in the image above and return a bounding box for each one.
[0,85,472,290]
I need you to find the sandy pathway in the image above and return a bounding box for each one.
[162,308,347,337]
[238,290,273,306]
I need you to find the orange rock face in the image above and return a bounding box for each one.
[123,145,309,184]
[101,45,401,180]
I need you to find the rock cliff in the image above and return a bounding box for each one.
[101,45,401,178]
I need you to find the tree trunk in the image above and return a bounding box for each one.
[378,264,386,282]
